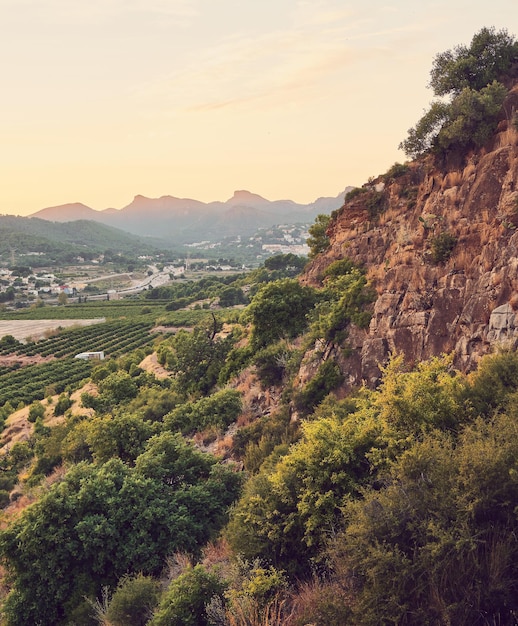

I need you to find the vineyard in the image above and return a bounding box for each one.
[0,359,92,407]
[0,300,169,321]
[0,320,156,359]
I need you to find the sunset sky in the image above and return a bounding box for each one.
[1,0,517,215]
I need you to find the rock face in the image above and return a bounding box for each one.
[302,83,518,388]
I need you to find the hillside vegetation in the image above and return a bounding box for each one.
[0,28,517,626]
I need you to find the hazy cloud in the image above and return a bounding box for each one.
[133,3,417,115]
[1,0,199,23]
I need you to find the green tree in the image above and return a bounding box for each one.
[27,400,45,423]
[264,253,307,274]
[400,28,518,158]
[307,214,331,259]
[247,279,317,349]
[430,27,518,96]
[158,321,233,395]
[164,388,242,435]
[98,370,139,405]
[0,434,241,625]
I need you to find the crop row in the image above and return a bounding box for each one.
[1,322,155,359]
[0,359,92,407]
[0,300,169,321]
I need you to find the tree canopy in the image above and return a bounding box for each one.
[400,27,518,158]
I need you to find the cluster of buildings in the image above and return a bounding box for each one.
[0,268,65,302]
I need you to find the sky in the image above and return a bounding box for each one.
[1,0,517,215]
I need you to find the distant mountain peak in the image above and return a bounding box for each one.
[227,190,269,206]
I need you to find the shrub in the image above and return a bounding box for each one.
[383,162,409,180]
[254,342,292,388]
[430,232,457,263]
[105,574,160,626]
[149,565,225,626]
[293,359,343,415]
[28,401,45,423]
[344,187,368,202]
[54,393,72,416]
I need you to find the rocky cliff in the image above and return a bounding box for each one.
[302,82,518,388]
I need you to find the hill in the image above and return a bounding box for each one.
[0,215,171,265]
[30,189,349,243]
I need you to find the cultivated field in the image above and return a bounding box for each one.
[0,318,105,342]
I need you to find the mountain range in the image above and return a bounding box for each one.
[29,189,350,244]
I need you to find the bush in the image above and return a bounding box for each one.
[293,359,344,415]
[54,393,72,416]
[149,565,225,626]
[383,162,409,180]
[254,342,292,388]
[28,401,45,423]
[0,490,10,508]
[344,187,368,202]
[105,574,160,626]
[430,232,457,263]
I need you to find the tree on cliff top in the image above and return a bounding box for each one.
[400,27,518,158]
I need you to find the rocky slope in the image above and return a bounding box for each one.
[302,82,518,388]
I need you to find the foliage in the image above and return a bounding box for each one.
[383,162,410,180]
[226,404,381,577]
[293,359,343,415]
[149,565,225,626]
[322,258,356,280]
[98,370,139,404]
[429,232,457,263]
[430,27,518,96]
[247,279,317,349]
[332,413,518,625]
[400,28,517,158]
[105,574,160,626]
[164,388,242,435]
[373,354,468,442]
[27,400,45,423]
[157,321,234,395]
[125,385,181,422]
[0,335,20,350]
[253,341,293,388]
[219,285,248,307]
[309,268,374,347]
[466,349,518,417]
[344,187,368,202]
[0,433,241,625]
[307,214,331,259]
[263,253,307,275]
[53,392,72,416]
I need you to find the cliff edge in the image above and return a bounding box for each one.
[302,82,518,387]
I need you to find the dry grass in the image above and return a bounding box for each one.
[212,434,235,458]
[226,596,295,626]
[286,578,354,625]
[454,246,474,273]
[162,553,193,586]
[442,171,462,188]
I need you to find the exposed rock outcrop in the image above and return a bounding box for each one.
[302,83,518,388]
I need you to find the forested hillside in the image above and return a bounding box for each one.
[0,27,518,626]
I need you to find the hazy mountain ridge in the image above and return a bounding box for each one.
[0,215,169,264]
[30,189,350,243]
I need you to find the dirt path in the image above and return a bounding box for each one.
[139,353,170,379]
